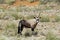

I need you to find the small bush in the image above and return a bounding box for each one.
[11,13,23,20]
[5,0,15,5]
[24,32,31,37]
[55,0,60,3]
[0,13,6,19]
[27,0,34,3]
[6,23,16,29]
[54,15,60,22]
[39,0,59,4]
[0,37,6,40]
[40,16,50,22]
[0,0,4,4]
[46,31,60,40]
[45,6,52,10]
[5,22,17,36]
[24,30,32,37]
[0,8,5,12]
[39,0,48,4]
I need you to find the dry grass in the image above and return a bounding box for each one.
[0,20,60,40]
[0,2,60,40]
[0,12,60,22]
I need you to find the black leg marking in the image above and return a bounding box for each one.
[31,28,34,31]
[20,25,24,35]
[18,26,20,34]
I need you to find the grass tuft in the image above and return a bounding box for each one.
[46,31,60,40]
[40,15,50,22]
[5,22,17,36]
[54,15,60,22]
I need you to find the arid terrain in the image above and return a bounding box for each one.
[0,20,60,40]
[0,0,60,40]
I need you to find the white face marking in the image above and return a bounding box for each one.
[36,21,39,23]
[35,17,39,23]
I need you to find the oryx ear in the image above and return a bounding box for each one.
[40,17,41,18]
[33,16,36,19]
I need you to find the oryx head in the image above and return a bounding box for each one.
[33,13,41,23]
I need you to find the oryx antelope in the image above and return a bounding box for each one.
[18,14,41,35]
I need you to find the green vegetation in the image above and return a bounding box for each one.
[40,15,50,22]
[0,38,5,40]
[0,12,60,22]
[0,0,60,4]
[46,31,60,40]
[0,0,60,40]
[0,0,4,4]
[27,0,34,3]
[5,22,17,36]
[0,13,6,19]
[45,6,52,10]
[54,15,60,22]
[5,0,15,5]
[11,13,23,20]
[39,0,60,4]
